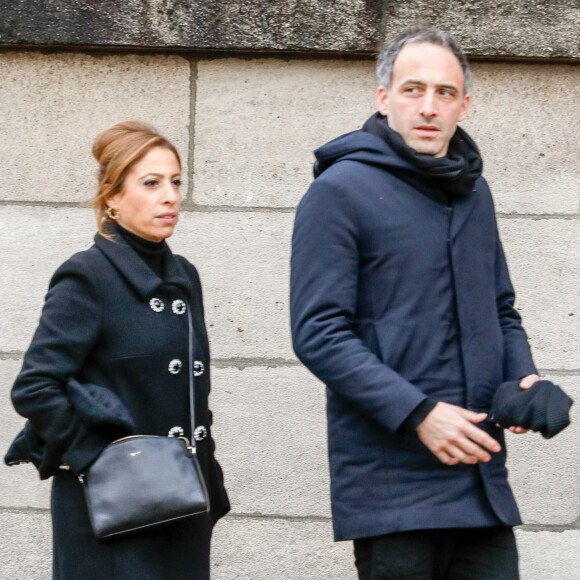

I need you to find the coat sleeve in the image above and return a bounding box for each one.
[494,237,537,381]
[11,254,108,475]
[290,178,427,433]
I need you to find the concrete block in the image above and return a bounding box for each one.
[0,509,51,580]
[0,206,95,353]
[506,376,579,525]
[498,218,580,370]
[209,365,330,518]
[465,63,580,216]
[0,0,379,54]
[381,1,580,60]
[1,513,578,580]
[0,52,190,203]
[0,509,354,580]
[0,358,52,509]
[2,1,579,59]
[0,206,295,359]
[516,529,580,580]
[209,364,579,525]
[170,210,295,360]
[212,516,356,579]
[194,59,579,216]
[2,207,578,369]
[193,58,376,208]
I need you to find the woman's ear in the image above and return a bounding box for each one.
[103,185,120,207]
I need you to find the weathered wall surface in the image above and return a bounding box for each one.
[0,6,578,579]
[1,0,579,59]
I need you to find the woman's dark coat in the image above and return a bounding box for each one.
[290,130,537,541]
[10,232,230,579]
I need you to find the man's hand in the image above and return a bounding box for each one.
[520,374,540,389]
[507,374,541,434]
[416,402,501,466]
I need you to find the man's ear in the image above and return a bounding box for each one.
[458,94,471,123]
[377,86,389,116]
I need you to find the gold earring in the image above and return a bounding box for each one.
[105,206,120,220]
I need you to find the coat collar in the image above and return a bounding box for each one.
[94,233,191,300]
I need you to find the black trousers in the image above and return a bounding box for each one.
[353,527,518,580]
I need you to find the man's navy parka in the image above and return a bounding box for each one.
[290,128,537,541]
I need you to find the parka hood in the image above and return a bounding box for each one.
[313,113,483,199]
[313,130,415,178]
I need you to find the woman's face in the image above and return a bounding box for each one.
[108,146,181,242]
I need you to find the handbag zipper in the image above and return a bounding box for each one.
[78,435,194,484]
[107,434,158,446]
[107,434,193,450]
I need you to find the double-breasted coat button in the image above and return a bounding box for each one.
[168,426,184,437]
[172,300,186,315]
[193,426,207,441]
[193,361,205,377]
[149,297,164,312]
[168,359,182,374]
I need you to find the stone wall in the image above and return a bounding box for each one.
[0,3,578,578]
[1,0,579,58]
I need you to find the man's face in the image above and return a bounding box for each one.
[377,42,470,158]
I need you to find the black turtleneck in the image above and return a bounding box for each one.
[114,224,169,279]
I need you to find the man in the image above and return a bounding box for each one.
[290,25,539,579]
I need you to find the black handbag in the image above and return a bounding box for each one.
[79,305,210,539]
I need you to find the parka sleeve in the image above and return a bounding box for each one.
[11,254,108,475]
[494,237,537,381]
[290,178,427,433]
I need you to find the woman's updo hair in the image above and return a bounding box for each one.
[91,121,181,236]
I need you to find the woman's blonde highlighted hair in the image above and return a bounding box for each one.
[91,121,181,236]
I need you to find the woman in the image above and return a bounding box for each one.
[9,121,230,579]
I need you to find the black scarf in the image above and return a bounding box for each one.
[362,112,483,204]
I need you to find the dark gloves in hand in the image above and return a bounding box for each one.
[490,380,573,439]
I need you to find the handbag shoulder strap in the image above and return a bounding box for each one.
[175,255,202,450]
[186,305,197,450]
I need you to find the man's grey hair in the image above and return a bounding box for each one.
[376,24,472,95]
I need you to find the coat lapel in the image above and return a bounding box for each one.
[162,252,192,295]
[450,185,479,240]
[94,234,190,300]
